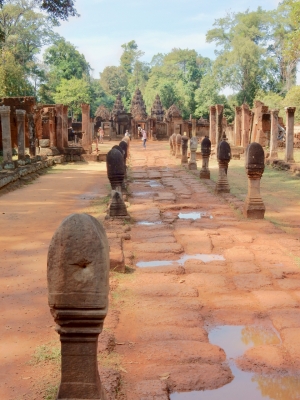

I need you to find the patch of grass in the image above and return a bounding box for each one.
[43,383,59,400]
[30,343,60,365]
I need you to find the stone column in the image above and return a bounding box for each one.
[234,106,242,146]
[55,104,64,152]
[241,104,250,148]
[269,109,279,159]
[216,104,224,147]
[284,107,296,163]
[81,103,91,152]
[62,106,68,148]
[215,139,231,193]
[16,109,26,160]
[188,136,198,170]
[200,136,211,179]
[244,143,265,219]
[175,133,182,158]
[181,134,189,165]
[49,108,56,148]
[0,105,13,163]
[47,213,109,400]
[27,113,36,157]
[192,118,197,137]
[209,106,216,145]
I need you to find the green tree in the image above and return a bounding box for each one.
[283,85,300,123]
[99,66,128,98]
[53,77,91,117]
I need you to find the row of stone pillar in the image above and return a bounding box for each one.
[209,105,224,146]
[0,106,30,166]
[169,133,266,220]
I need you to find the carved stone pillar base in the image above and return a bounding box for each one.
[176,144,181,158]
[243,172,265,219]
[109,190,127,217]
[200,169,210,179]
[188,161,197,170]
[215,161,230,193]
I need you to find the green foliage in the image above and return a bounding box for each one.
[99,66,128,98]
[30,343,60,365]
[53,77,91,117]
[283,85,300,123]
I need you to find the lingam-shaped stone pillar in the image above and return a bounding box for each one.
[171,133,177,156]
[47,213,109,400]
[16,109,26,160]
[269,109,279,159]
[106,148,127,216]
[122,136,130,157]
[200,136,211,179]
[175,133,182,158]
[0,105,13,163]
[243,142,265,219]
[181,133,189,165]
[188,136,198,170]
[209,106,216,145]
[284,107,296,163]
[215,139,231,193]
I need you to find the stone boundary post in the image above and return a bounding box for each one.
[181,134,189,165]
[200,136,211,179]
[188,137,198,170]
[215,139,231,193]
[0,105,13,163]
[243,143,265,219]
[47,213,109,399]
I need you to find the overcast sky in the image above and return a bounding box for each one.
[53,0,281,78]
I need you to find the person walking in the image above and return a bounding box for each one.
[142,129,147,149]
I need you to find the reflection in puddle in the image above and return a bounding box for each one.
[178,212,213,220]
[136,221,162,226]
[133,191,153,196]
[136,253,225,268]
[148,180,163,187]
[170,325,300,400]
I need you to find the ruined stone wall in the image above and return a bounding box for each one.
[225,124,234,144]
[0,97,36,151]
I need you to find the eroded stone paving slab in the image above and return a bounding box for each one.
[114,142,300,399]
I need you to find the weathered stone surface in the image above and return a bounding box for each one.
[200,136,211,179]
[244,142,265,219]
[109,191,127,217]
[252,290,298,309]
[47,213,109,400]
[135,283,198,297]
[106,148,125,190]
[181,134,189,164]
[215,139,231,193]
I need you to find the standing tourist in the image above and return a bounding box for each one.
[142,129,147,149]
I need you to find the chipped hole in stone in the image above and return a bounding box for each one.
[170,325,300,400]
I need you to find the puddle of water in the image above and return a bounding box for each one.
[136,221,162,226]
[136,260,175,268]
[133,191,153,196]
[148,180,163,187]
[178,212,213,220]
[170,325,300,400]
[136,254,225,268]
[178,254,224,264]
